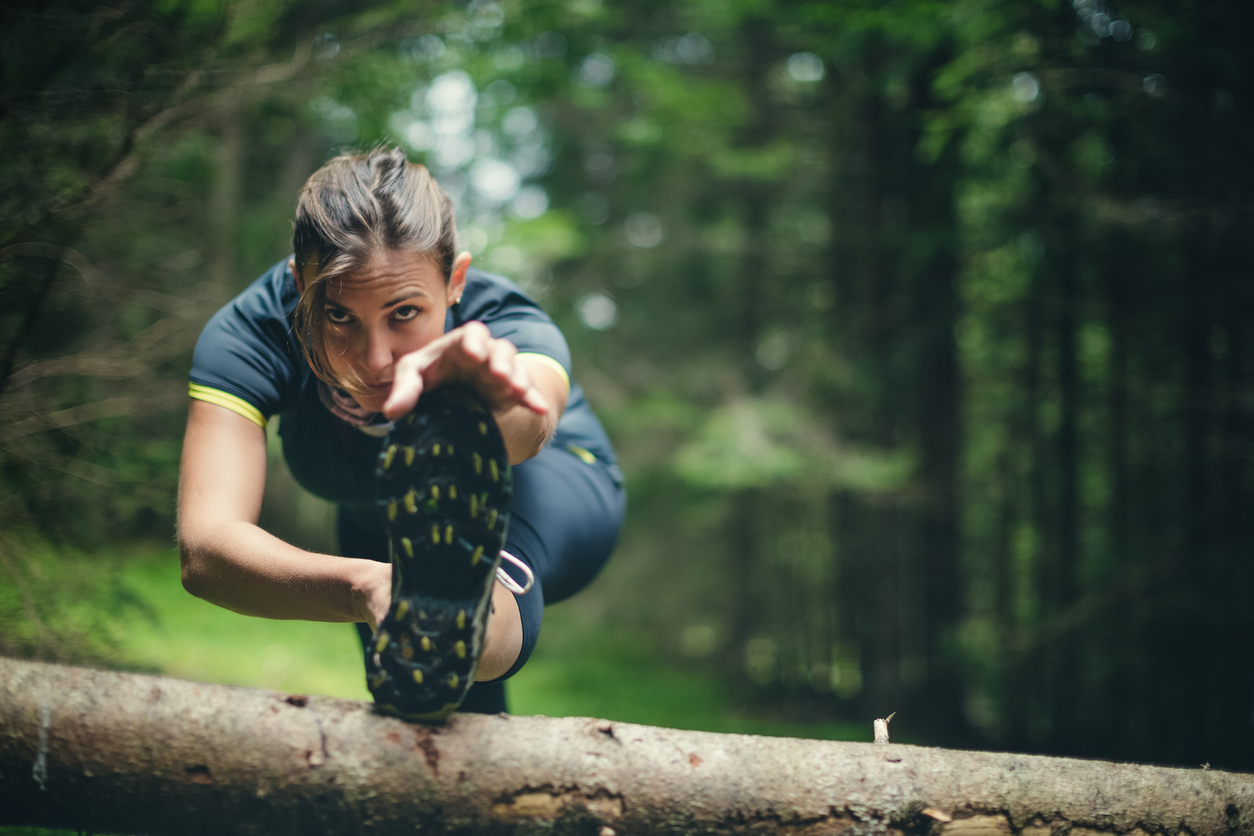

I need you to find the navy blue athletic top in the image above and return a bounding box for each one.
[189,257,619,533]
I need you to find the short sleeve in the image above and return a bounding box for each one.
[188,261,303,427]
[455,269,572,391]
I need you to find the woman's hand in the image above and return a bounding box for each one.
[355,560,393,632]
[382,321,549,421]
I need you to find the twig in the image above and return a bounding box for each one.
[0,385,184,445]
[1,442,115,487]
[7,313,201,390]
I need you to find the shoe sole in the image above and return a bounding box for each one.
[365,385,512,721]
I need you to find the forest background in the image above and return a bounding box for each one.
[2,0,1252,782]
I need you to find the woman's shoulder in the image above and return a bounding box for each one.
[458,267,550,322]
[190,257,307,424]
[198,257,303,358]
[454,266,571,375]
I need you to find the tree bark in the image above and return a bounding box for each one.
[1,657,1251,836]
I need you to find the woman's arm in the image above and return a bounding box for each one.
[495,354,568,464]
[178,399,521,679]
[382,322,569,465]
[177,399,392,627]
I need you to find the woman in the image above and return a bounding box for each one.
[178,146,624,719]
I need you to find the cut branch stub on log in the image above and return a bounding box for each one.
[0,658,1251,836]
[874,712,896,745]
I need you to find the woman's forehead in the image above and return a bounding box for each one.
[328,249,444,300]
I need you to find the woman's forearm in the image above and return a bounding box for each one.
[178,400,384,624]
[179,520,387,625]
[496,401,559,465]
[495,355,567,464]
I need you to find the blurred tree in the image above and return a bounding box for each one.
[941,0,1254,765]
[0,0,431,536]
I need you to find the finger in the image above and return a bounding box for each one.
[459,321,490,362]
[487,338,518,381]
[509,361,533,395]
[521,385,550,415]
[393,330,462,396]
[416,329,461,369]
[505,358,547,414]
[383,359,425,420]
[383,377,423,420]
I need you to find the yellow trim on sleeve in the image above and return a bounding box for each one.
[516,353,571,393]
[188,383,267,428]
[566,444,598,466]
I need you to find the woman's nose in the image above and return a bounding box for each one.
[361,326,395,374]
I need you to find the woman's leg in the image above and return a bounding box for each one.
[486,444,626,682]
[338,442,625,710]
[338,506,508,714]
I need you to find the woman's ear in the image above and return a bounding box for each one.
[289,258,305,294]
[449,251,471,304]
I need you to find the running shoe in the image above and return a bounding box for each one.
[366,385,513,721]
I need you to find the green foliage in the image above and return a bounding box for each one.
[0,530,156,666]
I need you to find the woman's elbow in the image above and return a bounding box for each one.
[508,425,551,465]
[177,535,211,599]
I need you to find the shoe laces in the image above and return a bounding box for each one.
[495,550,534,595]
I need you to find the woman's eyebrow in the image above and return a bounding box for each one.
[382,290,428,309]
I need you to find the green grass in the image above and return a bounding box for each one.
[510,617,865,740]
[111,552,861,739]
[4,535,865,740]
[5,537,867,738]
[113,554,371,700]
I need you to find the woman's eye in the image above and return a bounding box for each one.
[326,308,352,324]
[392,305,421,322]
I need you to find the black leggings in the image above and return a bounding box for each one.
[339,443,625,714]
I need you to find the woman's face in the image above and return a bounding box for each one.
[315,248,464,412]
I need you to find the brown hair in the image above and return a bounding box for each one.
[292,146,457,389]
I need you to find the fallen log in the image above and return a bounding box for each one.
[0,657,1250,836]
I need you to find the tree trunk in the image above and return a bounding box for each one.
[1052,221,1081,750]
[2,658,1252,836]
